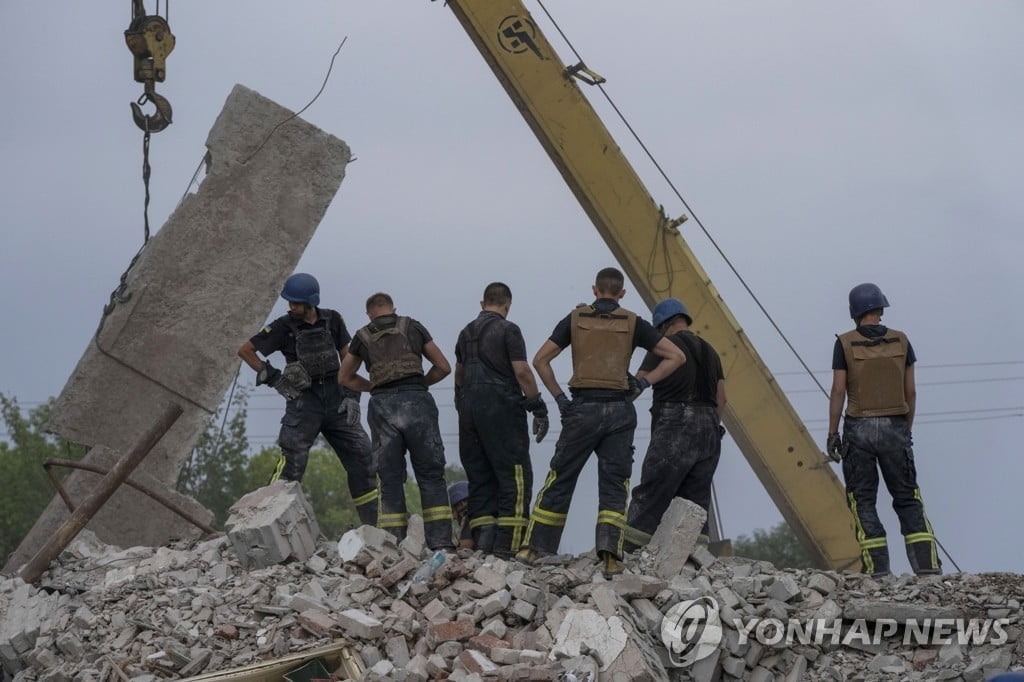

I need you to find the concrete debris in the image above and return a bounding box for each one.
[644,497,707,580]
[5,84,352,575]
[2,520,1022,682]
[224,481,320,570]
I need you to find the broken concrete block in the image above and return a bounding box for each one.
[399,515,426,559]
[337,525,396,566]
[611,575,667,600]
[807,572,838,596]
[336,609,384,640]
[458,650,499,675]
[646,497,707,579]
[296,610,337,638]
[479,589,511,617]
[7,84,352,574]
[843,599,964,622]
[428,620,477,645]
[767,574,802,603]
[690,544,718,569]
[385,635,411,668]
[549,609,627,672]
[510,599,536,621]
[722,655,746,677]
[224,481,320,570]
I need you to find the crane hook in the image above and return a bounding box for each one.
[125,2,175,133]
[131,85,173,133]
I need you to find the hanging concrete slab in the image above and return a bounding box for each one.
[4,84,351,574]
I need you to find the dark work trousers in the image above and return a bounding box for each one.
[842,415,941,576]
[458,383,533,555]
[523,398,637,559]
[367,388,455,550]
[624,404,721,553]
[273,379,379,526]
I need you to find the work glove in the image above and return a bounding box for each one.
[337,395,361,427]
[256,361,282,387]
[826,432,844,463]
[718,424,726,441]
[554,392,572,418]
[454,384,464,413]
[522,394,550,443]
[627,374,650,402]
[258,362,301,400]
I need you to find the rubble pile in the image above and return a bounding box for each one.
[2,501,1022,681]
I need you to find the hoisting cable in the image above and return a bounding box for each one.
[533,0,963,571]
[533,0,828,398]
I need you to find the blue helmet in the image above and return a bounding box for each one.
[652,298,692,328]
[986,675,1024,682]
[281,273,320,307]
[848,283,889,320]
[448,480,469,506]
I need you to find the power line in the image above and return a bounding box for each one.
[786,376,1024,394]
[533,0,828,399]
[774,360,1024,376]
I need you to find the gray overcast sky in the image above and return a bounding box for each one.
[2,2,1022,573]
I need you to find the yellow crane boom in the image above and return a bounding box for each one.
[441,0,859,570]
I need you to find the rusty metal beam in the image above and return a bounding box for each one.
[18,403,183,583]
[42,458,218,536]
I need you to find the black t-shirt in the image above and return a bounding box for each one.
[549,298,662,351]
[249,308,351,364]
[832,324,917,370]
[639,331,723,406]
[349,314,433,390]
[455,311,528,385]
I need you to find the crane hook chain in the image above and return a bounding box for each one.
[125,0,175,132]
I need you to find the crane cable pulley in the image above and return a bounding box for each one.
[125,0,174,133]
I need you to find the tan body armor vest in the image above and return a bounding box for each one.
[356,316,424,389]
[568,305,637,391]
[839,328,910,417]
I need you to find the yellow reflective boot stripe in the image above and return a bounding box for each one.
[352,489,379,507]
[524,469,559,545]
[512,464,525,550]
[379,512,408,528]
[469,515,498,529]
[859,537,888,549]
[423,506,454,522]
[531,507,568,527]
[847,492,875,575]
[914,488,941,570]
[617,479,630,556]
[597,510,628,529]
[904,532,935,544]
[268,455,286,484]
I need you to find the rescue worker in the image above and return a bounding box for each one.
[448,480,474,550]
[339,292,455,551]
[237,273,378,525]
[827,283,941,577]
[516,267,686,577]
[623,298,726,553]
[454,282,548,557]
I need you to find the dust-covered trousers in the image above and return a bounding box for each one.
[458,383,533,554]
[273,379,378,526]
[368,387,455,550]
[624,403,721,553]
[523,397,636,559]
[842,415,940,575]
